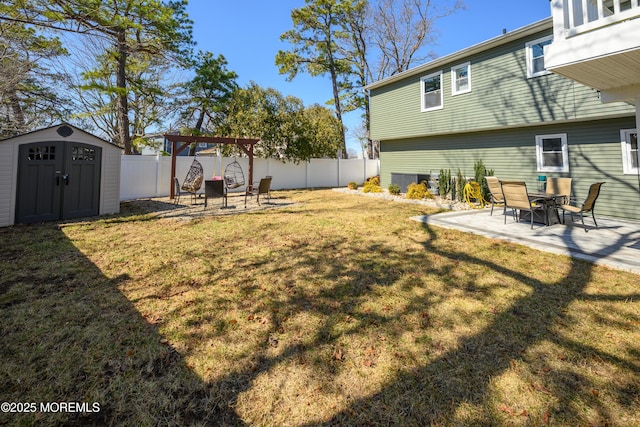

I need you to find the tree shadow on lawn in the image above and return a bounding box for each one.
[149,208,639,425]
[2,205,639,426]
[313,222,640,425]
[0,224,241,426]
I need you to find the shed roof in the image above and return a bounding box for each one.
[0,122,122,149]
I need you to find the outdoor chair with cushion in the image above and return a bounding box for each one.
[485,176,504,216]
[245,176,272,208]
[178,159,204,204]
[561,182,604,231]
[500,180,546,229]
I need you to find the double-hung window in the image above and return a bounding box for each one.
[621,129,638,175]
[525,35,553,78]
[421,71,443,111]
[536,133,569,173]
[451,62,471,95]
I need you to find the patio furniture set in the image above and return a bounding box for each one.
[173,158,272,209]
[485,176,604,231]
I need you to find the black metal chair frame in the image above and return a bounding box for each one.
[245,176,272,208]
[173,177,194,205]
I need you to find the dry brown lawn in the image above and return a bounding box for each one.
[1,189,638,426]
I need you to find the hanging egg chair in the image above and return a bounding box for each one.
[224,159,245,189]
[181,158,204,193]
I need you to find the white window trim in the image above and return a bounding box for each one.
[621,128,638,175]
[536,133,569,173]
[420,71,443,112]
[525,35,553,78]
[451,62,471,96]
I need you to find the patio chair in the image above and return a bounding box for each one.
[546,177,572,205]
[500,180,546,229]
[560,182,604,231]
[485,176,504,216]
[245,176,272,208]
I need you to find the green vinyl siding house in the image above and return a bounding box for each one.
[366,17,640,221]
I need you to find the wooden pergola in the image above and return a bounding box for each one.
[164,134,260,199]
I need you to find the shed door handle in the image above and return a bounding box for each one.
[63,175,69,185]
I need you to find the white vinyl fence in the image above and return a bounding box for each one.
[120,155,380,201]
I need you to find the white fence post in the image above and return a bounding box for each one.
[155,153,161,197]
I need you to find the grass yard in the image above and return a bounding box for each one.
[1,189,639,426]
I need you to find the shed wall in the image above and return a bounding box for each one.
[0,125,121,227]
[0,139,15,227]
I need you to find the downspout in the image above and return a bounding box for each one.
[363,87,372,159]
[636,102,640,197]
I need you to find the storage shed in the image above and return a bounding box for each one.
[0,123,121,226]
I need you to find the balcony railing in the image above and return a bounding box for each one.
[556,0,640,36]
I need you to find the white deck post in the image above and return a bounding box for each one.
[551,0,568,38]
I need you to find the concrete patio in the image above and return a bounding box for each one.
[413,209,640,275]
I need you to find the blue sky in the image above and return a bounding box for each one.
[185,0,552,155]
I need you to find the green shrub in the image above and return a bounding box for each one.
[474,160,493,202]
[388,184,401,195]
[456,169,466,201]
[347,181,359,190]
[406,181,433,200]
[439,169,452,198]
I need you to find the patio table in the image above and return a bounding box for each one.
[204,179,227,208]
[521,192,562,226]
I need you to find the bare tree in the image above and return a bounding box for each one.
[339,0,465,158]
[369,0,465,79]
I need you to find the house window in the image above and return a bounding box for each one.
[525,35,553,78]
[536,133,569,173]
[451,62,471,95]
[421,71,443,111]
[621,129,638,175]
